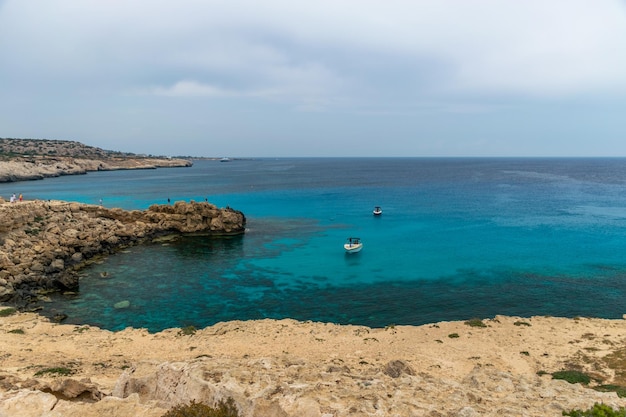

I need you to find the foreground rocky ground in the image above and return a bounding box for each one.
[0,314,625,416]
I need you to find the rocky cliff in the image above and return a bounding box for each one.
[0,156,192,183]
[0,200,246,305]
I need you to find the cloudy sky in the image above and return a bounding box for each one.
[1,1,626,157]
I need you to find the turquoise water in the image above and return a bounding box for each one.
[3,158,626,331]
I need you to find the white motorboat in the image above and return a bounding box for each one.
[344,237,363,253]
[373,206,382,215]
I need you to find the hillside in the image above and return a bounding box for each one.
[0,138,138,159]
[0,138,191,182]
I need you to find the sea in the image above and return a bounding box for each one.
[2,157,626,332]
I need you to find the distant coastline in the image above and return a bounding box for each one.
[0,138,192,183]
[0,157,192,183]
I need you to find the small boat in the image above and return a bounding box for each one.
[220,157,232,162]
[373,206,382,216]
[344,237,363,253]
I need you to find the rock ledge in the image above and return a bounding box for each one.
[0,200,245,304]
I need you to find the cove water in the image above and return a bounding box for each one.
[3,158,626,332]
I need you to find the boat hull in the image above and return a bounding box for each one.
[344,243,363,253]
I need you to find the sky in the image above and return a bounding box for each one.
[1,1,626,157]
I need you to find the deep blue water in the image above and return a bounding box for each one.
[3,158,626,331]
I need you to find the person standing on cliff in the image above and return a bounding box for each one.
[18,194,23,202]
[10,193,15,203]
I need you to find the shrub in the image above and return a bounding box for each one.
[178,326,197,336]
[594,385,626,398]
[552,370,591,385]
[8,328,24,334]
[563,403,626,416]
[464,318,487,328]
[161,398,240,417]
[448,333,460,338]
[34,367,75,377]
[0,307,17,317]
[514,321,531,327]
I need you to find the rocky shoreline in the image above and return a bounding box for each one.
[0,199,245,307]
[0,137,195,183]
[0,156,192,183]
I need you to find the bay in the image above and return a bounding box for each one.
[3,158,626,331]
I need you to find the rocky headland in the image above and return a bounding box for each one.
[0,138,192,183]
[0,199,246,306]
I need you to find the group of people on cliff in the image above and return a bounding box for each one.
[8,193,23,203]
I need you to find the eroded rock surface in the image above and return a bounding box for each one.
[0,200,245,304]
[0,315,625,417]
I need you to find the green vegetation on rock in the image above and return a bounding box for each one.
[0,138,134,159]
[563,403,626,416]
[34,366,75,377]
[552,370,592,385]
[8,328,24,334]
[178,325,197,336]
[464,318,487,328]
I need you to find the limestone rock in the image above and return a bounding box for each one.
[0,200,245,305]
[40,378,103,401]
[0,390,58,417]
[0,285,14,302]
[0,315,626,416]
[108,355,625,417]
[49,258,65,272]
[383,359,416,378]
[0,152,192,184]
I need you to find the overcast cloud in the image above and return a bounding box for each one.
[1,0,625,157]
